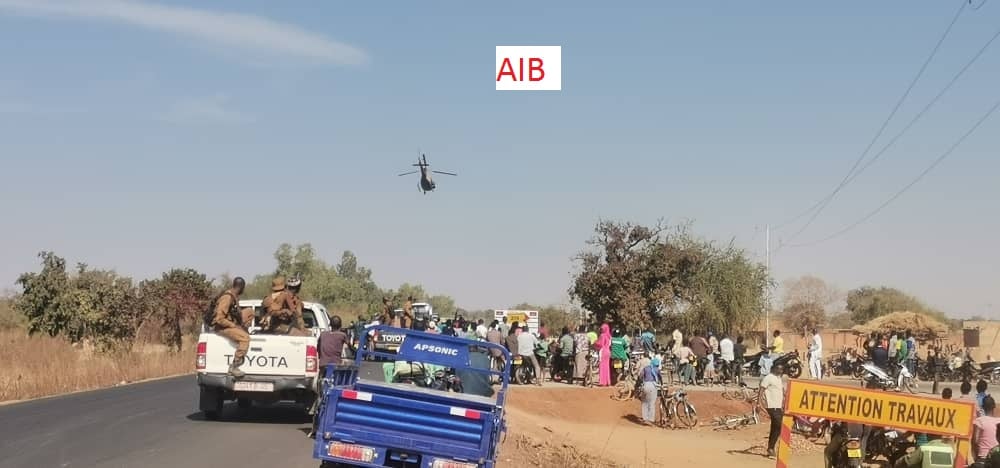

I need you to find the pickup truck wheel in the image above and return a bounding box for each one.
[199,387,224,420]
[237,397,252,409]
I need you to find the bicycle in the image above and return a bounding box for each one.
[583,350,599,387]
[612,370,641,401]
[712,405,760,430]
[721,382,759,403]
[657,386,698,428]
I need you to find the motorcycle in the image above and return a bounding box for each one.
[792,415,829,439]
[829,352,864,377]
[743,349,802,378]
[429,368,464,393]
[864,428,915,466]
[778,350,804,378]
[860,361,916,393]
[827,422,865,468]
[512,349,545,385]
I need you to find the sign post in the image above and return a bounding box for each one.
[775,379,976,468]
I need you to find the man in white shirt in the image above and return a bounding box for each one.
[759,364,786,459]
[516,326,543,386]
[719,334,735,381]
[809,328,823,380]
[677,344,695,384]
[475,319,488,340]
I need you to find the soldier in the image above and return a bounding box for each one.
[401,295,414,329]
[378,297,393,325]
[263,276,309,336]
[284,277,310,336]
[211,277,254,378]
[261,276,291,332]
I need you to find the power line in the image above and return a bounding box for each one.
[780,97,1000,248]
[773,0,968,233]
[839,18,1000,190]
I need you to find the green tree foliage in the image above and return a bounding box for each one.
[15,252,141,350]
[428,295,456,318]
[246,244,457,323]
[846,286,948,325]
[569,220,768,336]
[137,269,214,351]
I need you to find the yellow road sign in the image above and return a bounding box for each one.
[505,311,528,325]
[783,379,975,438]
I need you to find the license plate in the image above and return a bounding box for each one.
[513,358,523,365]
[234,381,274,392]
[847,449,861,458]
[614,361,623,369]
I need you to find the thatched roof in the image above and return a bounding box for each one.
[851,311,948,342]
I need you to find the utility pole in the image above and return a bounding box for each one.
[765,224,770,349]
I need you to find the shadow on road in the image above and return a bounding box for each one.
[186,403,311,425]
[619,414,649,426]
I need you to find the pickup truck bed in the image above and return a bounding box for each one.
[318,380,497,462]
[314,326,510,468]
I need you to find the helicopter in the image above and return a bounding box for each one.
[397,153,457,194]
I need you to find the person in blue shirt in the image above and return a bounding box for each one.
[640,329,656,353]
[977,379,990,417]
[639,357,662,424]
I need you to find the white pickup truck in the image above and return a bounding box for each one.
[195,299,329,420]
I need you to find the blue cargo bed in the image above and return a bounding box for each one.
[314,327,510,468]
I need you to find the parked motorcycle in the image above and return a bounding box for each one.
[792,415,829,439]
[864,428,916,466]
[860,361,916,393]
[829,352,864,377]
[742,349,802,378]
[827,422,865,468]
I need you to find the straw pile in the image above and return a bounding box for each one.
[851,311,948,342]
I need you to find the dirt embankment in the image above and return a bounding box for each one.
[497,386,828,468]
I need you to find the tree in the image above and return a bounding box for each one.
[779,275,840,335]
[782,302,825,336]
[781,275,841,312]
[846,286,947,325]
[14,252,141,350]
[427,295,456,318]
[569,220,768,335]
[137,268,214,351]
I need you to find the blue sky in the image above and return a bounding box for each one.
[1,1,997,317]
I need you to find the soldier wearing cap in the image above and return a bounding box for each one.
[262,276,309,336]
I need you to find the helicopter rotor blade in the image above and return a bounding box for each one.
[398,170,418,176]
[432,171,457,176]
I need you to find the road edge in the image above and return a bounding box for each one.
[0,371,194,407]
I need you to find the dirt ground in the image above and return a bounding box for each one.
[497,385,830,468]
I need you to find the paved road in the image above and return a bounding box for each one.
[0,375,322,468]
[0,360,463,468]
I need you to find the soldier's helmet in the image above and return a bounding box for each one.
[271,276,286,291]
[287,277,302,289]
